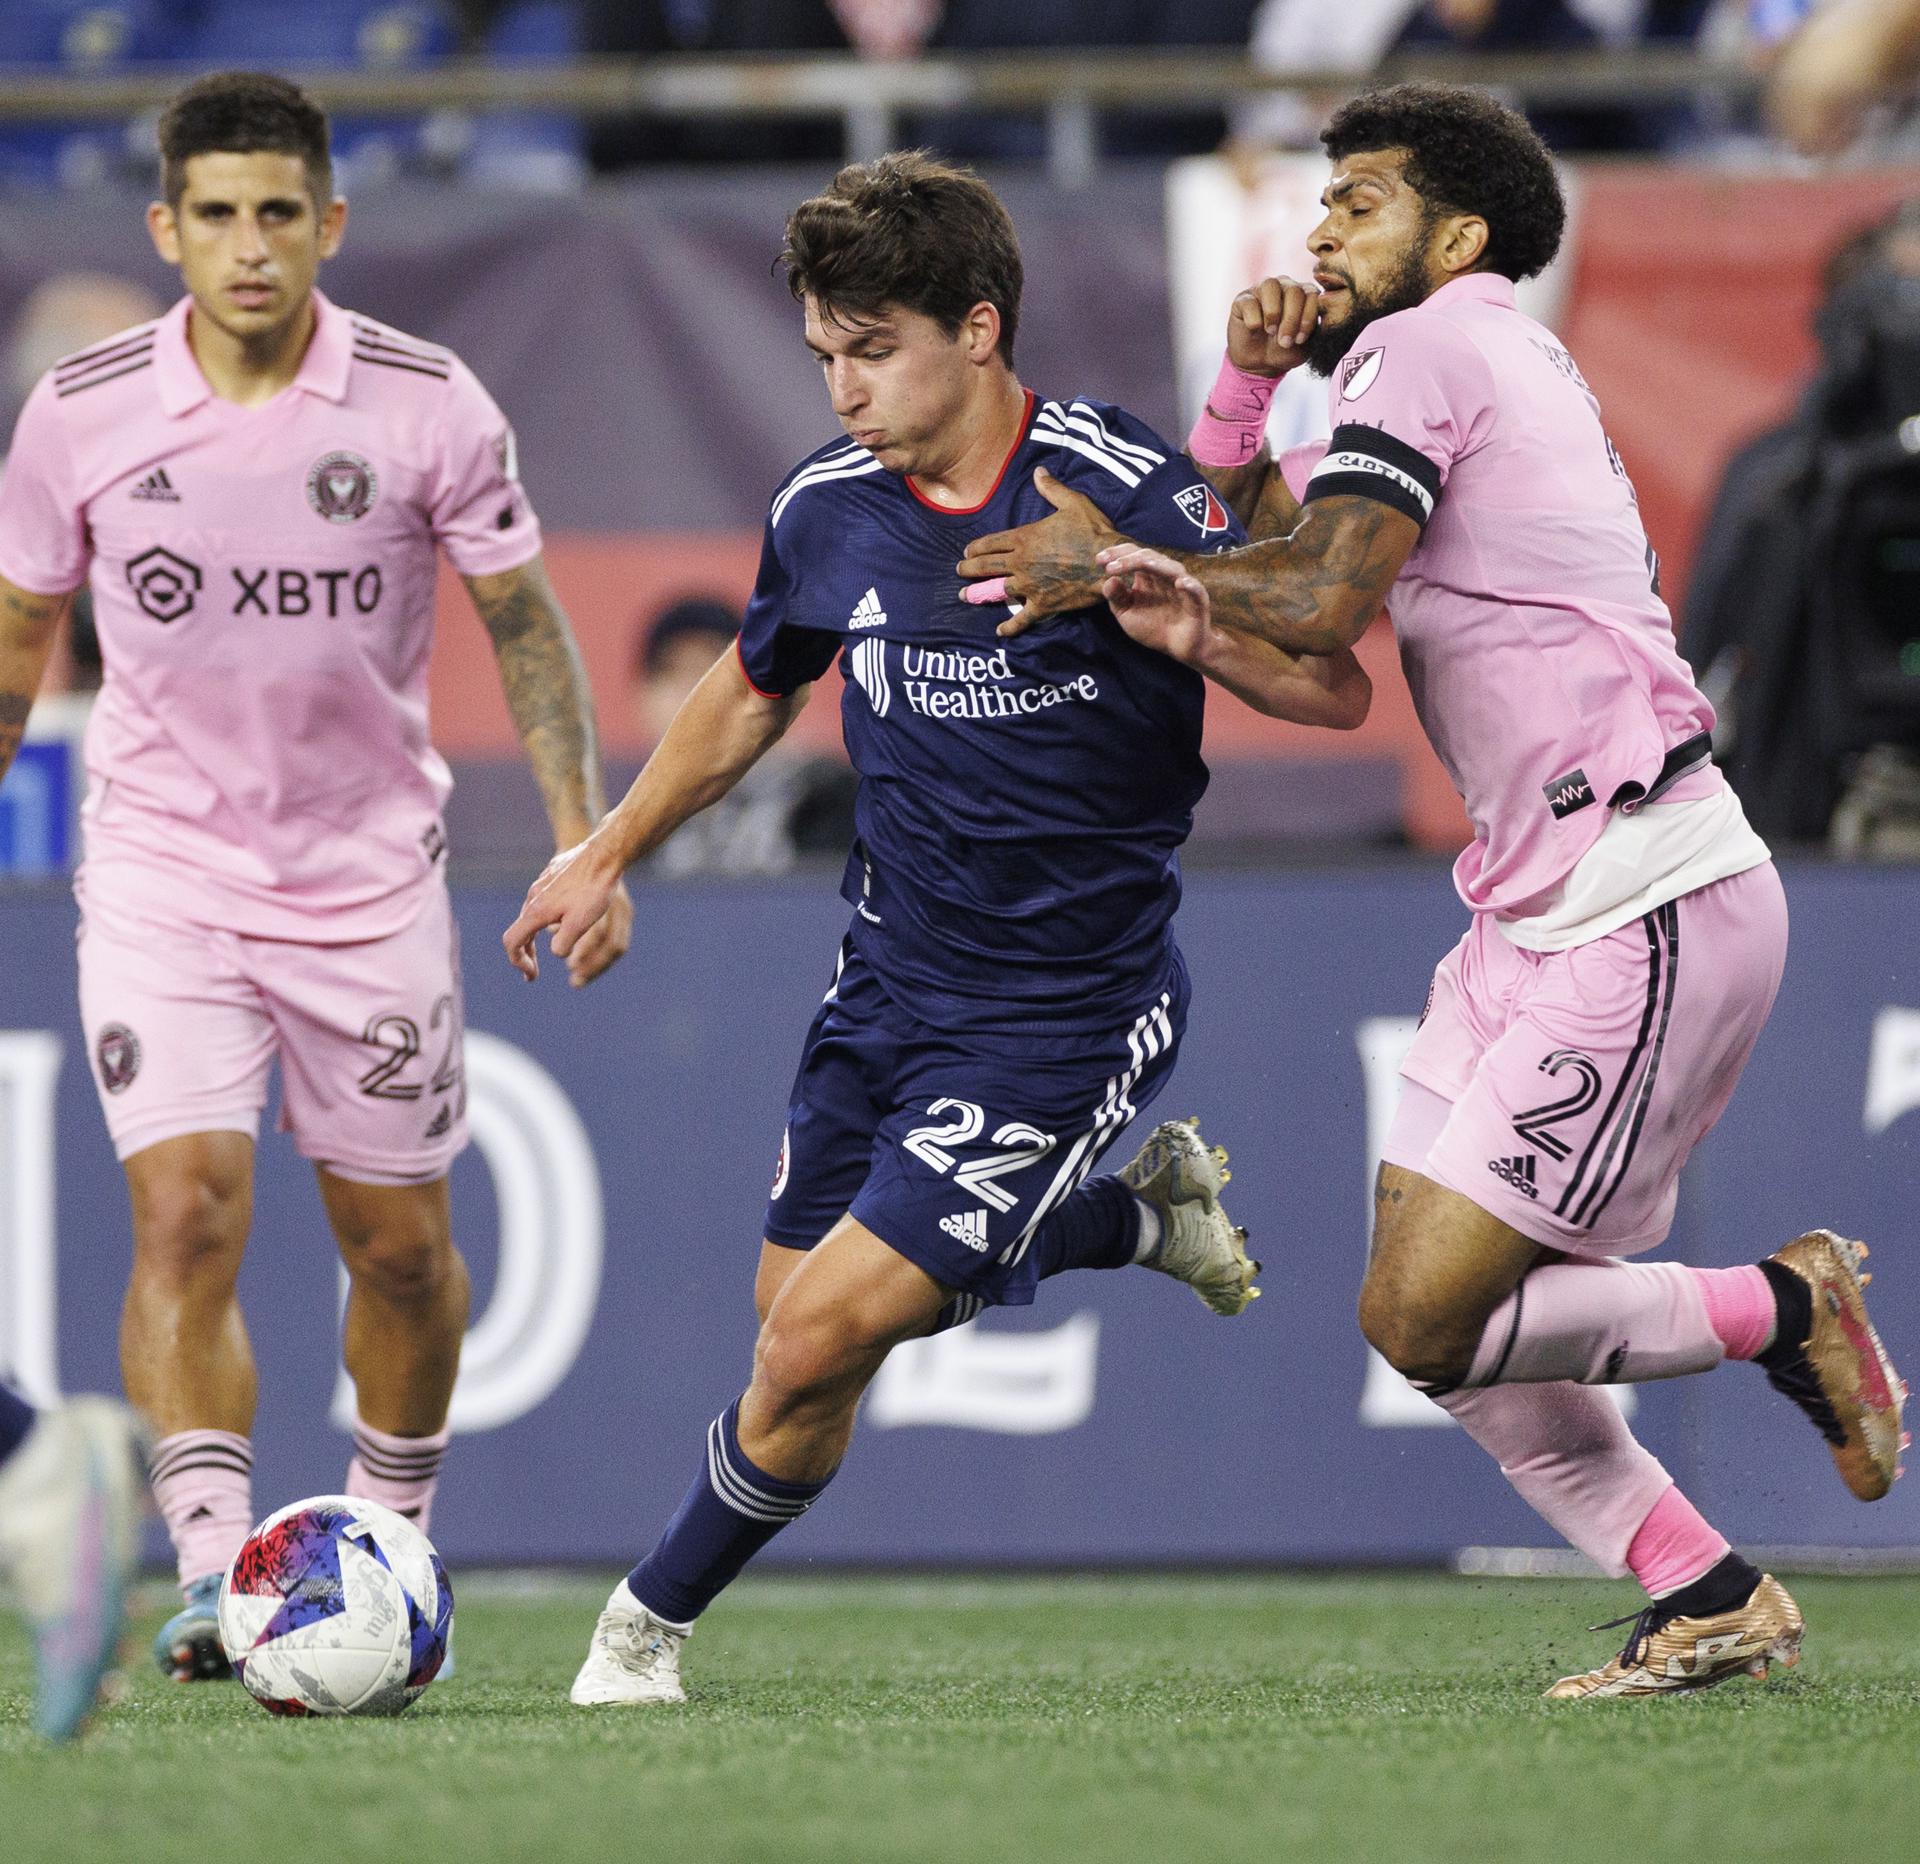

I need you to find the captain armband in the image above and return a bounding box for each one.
[1301,424,1443,528]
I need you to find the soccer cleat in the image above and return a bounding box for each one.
[570,1581,689,1706]
[1119,1116,1260,1316]
[1544,1573,1804,1701]
[1761,1231,1905,1501]
[153,1569,231,1682]
[0,1397,147,1740]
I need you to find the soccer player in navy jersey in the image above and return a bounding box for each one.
[502,153,1371,1705]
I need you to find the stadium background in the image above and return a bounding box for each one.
[0,2,1917,1575]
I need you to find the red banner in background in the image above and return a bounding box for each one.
[400,165,1910,852]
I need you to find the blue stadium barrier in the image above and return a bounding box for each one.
[1,861,1915,1566]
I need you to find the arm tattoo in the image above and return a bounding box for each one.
[1189,497,1417,655]
[0,581,70,784]
[1194,455,1273,531]
[465,561,604,843]
[1193,449,1302,541]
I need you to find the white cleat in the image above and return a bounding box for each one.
[1119,1116,1261,1317]
[0,1397,148,1740]
[570,1580,690,1706]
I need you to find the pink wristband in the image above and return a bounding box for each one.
[1186,355,1280,469]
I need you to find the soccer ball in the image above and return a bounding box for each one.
[218,1494,453,1716]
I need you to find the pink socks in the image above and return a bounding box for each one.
[345,1415,451,1533]
[1433,1383,1673,1576]
[1435,1386,1730,1595]
[1625,1484,1732,1597]
[1463,1260,1777,1388]
[1688,1265,1776,1361]
[150,1429,254,1588]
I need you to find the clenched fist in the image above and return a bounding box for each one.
[1226,275,1324,379]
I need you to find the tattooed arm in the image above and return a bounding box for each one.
[0,573,72,787]
[463,554,632,986]
[1187,496,1418,656]
[958,471,1414,659]
[1196,447,1303,543]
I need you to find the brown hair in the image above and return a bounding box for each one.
[781,151,1023,364]
[158,71,333,208]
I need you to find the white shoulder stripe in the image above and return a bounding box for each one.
[1065,401,1164,471]
[1030,419,1144,488]
[770,450,885,527]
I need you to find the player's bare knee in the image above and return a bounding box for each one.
[751,1310,869,1416]
[1356,1279,1476,1385]
[342,1221,456,1308]
[129,1171,249,1290]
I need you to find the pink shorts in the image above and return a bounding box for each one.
[1382,862,1788,1257]
[75,864,468,1184]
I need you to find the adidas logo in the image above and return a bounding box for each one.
[938,1208,989,1252]
[1488,1153,1540,1199]
[130,466,180,503]
[848,587,887,630]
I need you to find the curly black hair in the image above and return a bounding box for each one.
[1322,83,1565,283]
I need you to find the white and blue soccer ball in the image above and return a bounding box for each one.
[217,1494,452,1716]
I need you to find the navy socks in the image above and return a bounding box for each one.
[627,1400,834,1625]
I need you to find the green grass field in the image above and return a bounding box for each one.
[2,1573,1916,1863]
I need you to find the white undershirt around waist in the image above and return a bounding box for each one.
[1495,781,1772,952]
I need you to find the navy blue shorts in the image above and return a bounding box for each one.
[763,941,1188,1308]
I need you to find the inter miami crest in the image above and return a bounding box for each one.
[1340,348,1384,401]
[1173,483,1230,537]
[96,1022,141,1094]
[306,451,379,524]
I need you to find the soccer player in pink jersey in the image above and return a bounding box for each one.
[0,72,631,1683]
[960,82,1907,1699]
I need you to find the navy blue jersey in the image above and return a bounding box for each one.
[736,392,1245,1042]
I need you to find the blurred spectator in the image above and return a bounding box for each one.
[581,1,853,170]
[1684,201,1920,853]
[1390,0,1715,149]
[630,597,857,876]
[1768,0,1920,155]
[1236,0,1714,153]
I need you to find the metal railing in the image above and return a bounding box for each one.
[0,48,1765,188]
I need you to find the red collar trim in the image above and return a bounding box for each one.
[906,390,1035,515]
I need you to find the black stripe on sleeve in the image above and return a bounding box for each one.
[55,334,156,381]
[353,349,452,380]
[1301,422,1444,527]
[55,356,154,397]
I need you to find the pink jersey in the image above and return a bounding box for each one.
[1299,273,1716,919]
[0,288,541,941]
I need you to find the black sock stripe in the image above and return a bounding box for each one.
[1556,912,1663,1221]
[1584,900,1683,1229]
[353,1450,446,1480]
[150,1452,253,1482]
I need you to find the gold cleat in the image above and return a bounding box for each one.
[1118,1116,1261,1316]
[1545,1574,1804,1701]
[1763,1231,1906,1501]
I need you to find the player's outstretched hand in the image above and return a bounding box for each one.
[1228,276,1323,378]
[562,874,633,988]
[1097,543,1213,664]
[957,467,1122,638]
[503,834,627,985]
